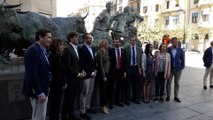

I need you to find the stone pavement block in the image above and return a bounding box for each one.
[128,103,168,118]
[92,111,135,120]
[157,99,193,110]
[156,108,199,120]
[132,115,165,120]
[183,114,212,120]
[205,111,213,119]
[187,101,213,114]
[183,92,213,105]
[180,89,205,97]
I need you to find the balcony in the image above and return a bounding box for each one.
[198,0,213,6]
[161,5,182,14]
[198,21,213,28]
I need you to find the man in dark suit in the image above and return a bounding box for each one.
[166,37,185,102]
[61,32,86,120]
[109,39,125,109]
[124,35,142,105]
[203,41,213,90]
[22,28,52,120]
[78,33,97,120]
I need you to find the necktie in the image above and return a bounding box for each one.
[117,48,121,69]
[44,51,49,64]
[132,46,135,65]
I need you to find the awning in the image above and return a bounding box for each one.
[202,11,209,15]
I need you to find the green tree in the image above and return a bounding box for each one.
[137,20,163,43]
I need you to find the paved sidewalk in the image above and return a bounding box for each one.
[89,67,213,120]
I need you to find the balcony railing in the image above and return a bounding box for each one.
[198,21,213,28]
[198,0,213,6]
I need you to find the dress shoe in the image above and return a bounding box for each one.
[115,102,124,107]
[166,96,170,101]
[159,98,164,103]
[210,85,213,88]
[203,86,207,90]
[174,97,181,103]
[80,113,91,120]
[154,98,159,102]
[132,100,140,104]
[86,108,96,114]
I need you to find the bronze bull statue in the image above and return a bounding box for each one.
[0,3,87,63]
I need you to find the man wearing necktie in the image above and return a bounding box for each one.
[109,39,125,109]
[124,35,142,105]
[22,29,52,120]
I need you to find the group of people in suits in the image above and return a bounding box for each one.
[22,28,185,120]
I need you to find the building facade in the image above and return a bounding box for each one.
[68,0,106,32]
[188,0,213,52]
[5,0,56,17]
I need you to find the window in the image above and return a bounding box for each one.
[173,16,179,25]
[143,6,148,14]
[202,15,209,21]
[118,6,122,13]
[155,19,159,24]
[194,0,199,4]
[155,4,159,12]
[165,16,169,26]
[192,12,198,23]
[166,1,170,9]
[137,2,140,13]
[202,11,209,22]
[191,34,199,40]
[119,0,123,4]
[175,0,179,7]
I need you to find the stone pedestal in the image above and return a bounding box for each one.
[0,57,32,120]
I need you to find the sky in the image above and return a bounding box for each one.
[56,0,87,17]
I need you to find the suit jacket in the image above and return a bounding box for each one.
[49,51,66,88]
[22,43,51,98]
[124,45,142,72]
[109,47,125,73]
[203,47,213,68]
[62,43,82,84]
[167,47,185,71]
[78,44,96,79]
[96,51,110,77]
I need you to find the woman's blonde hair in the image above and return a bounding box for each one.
[98,39,108,54]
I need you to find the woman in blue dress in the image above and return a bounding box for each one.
[141,44,154,103]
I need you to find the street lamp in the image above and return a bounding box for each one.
[177,9,186,50]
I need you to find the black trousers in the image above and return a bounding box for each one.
[109,69,124,105]
[155,72,165,97]
[61,80,80,120]
[49,83,63,120]
[98,74,110,107]
[125,66,139,102]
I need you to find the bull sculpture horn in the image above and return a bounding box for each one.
[82,12,89,19]
[4,3,22,8]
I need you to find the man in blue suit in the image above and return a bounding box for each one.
[22,29,52,120]
[203,41,213,90]
[166,37,185,103]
